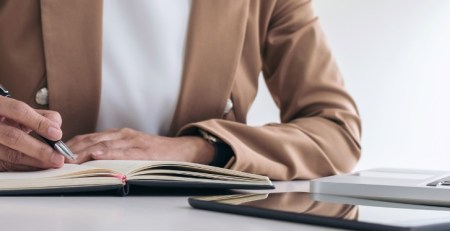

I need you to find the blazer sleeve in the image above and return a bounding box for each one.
[177,0,361,180]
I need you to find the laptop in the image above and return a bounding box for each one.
[310,168,450,206]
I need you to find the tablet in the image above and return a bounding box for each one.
[188,192,450,231]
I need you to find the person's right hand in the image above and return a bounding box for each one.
[0,96,65,171]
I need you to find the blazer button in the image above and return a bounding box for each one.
[35,87,49,106]
[223,99,233,114]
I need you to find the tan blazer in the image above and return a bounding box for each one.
[0,0,361,180]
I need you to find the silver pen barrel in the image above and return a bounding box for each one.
[54,141,76,160]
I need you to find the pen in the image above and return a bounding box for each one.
[0,86,76,160]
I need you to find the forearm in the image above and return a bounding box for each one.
[177,108,361,180]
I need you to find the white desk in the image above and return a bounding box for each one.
[0,182,342,231]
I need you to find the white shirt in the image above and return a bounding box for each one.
[97,0,191,136]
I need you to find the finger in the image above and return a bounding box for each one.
[0,161,41,172]
[2,117,20,128]
[0,97,62,141]
[2,118,32,133]
[65,130,127,164]
[66,129,125,153]
[65,151,92,164]
[35,109,62,127]
[0,144,51,169]
[19,124,32,134]
[78,139,132,156]
[0,123,64,168]
[91,148,145,160]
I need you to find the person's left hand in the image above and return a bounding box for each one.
[65,128,215,165]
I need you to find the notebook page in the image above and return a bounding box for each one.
[0,164,98,180]
[82,160,271,183]
[82,160,151,175]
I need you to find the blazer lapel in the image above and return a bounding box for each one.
[169,0,250,135]
[40,0,250,138]
[40,0,103,140]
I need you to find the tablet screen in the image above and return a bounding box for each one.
[189,192,450,231]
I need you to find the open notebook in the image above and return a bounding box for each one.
[0,160,274,196]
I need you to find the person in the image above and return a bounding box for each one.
[0,0,361,180]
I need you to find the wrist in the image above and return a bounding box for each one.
[181,136,215,164]
[197,129,234,167]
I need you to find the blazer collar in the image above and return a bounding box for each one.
[40,0,249,138]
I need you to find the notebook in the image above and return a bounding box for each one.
[310,168,450,206]
[0,160,274,196]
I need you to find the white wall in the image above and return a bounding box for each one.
[247,0,450,171]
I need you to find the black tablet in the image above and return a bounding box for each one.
[188,192,450,231]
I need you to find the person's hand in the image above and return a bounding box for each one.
[65,128,215,165]
[0,97,65,171]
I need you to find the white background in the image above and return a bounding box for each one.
[247,0,450,171]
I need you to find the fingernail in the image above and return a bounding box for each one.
[48,127,62,140]
[51,153,64,165]
[92,150,104,156]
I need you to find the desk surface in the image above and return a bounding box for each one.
[0,182,341,231]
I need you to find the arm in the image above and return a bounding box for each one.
[177,0,361,180]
